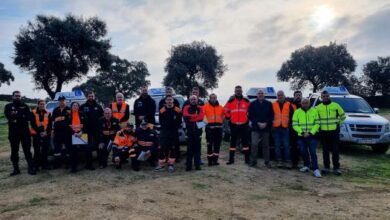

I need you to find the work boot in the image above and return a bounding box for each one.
[168,165,175,173]
[10,164,21,176]
[195,166,202,171]
[28,166,37,175]
[213,158,220,166]
[226,151,235,165]
[321,168,331,175]
[333,169,342,176]
[244,154,250,164]
[208,158,213,166]
[277,161,284,168]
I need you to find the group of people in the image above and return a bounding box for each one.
[4,85,345,177]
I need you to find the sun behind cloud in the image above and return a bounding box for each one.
[310,5,336,32]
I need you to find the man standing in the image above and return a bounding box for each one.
[30,100,52,170]
[52,96,71,169]
[248,90,274,168]
[80,92,103,158]
[110,92,130,122]
[290,90,302,168]
[183,95,204,171]
[292,98,322,177]
[272,90,295,168]
[224,85,251,165]
[158,87,181,162]
[157,95,182,172]
[4,91,36,176]
[316,91,345,175]
[133,86,156,128]
[203,93,224,166]
[183,87,205,107]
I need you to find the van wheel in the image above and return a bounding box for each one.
[370,144,389,154]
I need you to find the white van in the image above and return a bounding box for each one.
[309,86,390,154]
[46,90,87,113]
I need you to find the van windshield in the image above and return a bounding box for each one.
[331,97,374,114]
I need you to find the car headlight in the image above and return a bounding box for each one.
[384,123,390,132]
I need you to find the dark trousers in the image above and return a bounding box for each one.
[205,127,222,162]
[87,132,99,152]
[32,135,50,168]
[320,130,340,169]
[186,129,202,170]
[290,130,300,167]
[70,144,93,170]
[132,147,156,170]
[9,130,33,168]
[98,139,111,167]
[229,123,250,162]
[159,130,178,165]
[53,131,71,167]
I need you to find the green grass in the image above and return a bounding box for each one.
[0,195,47,214]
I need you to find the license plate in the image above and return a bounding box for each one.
[357,139,377,144]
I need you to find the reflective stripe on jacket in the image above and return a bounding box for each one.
[315,102,346,131]
[111,102,128,120]
[224,97,250,124]
[292,108,320,136]
[204,103,224,125]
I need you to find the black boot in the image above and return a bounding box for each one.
[10,164,21,176]
[28,166,37,175]
[244,153,250,164]
[208,158,213,166]
[226,151,235,165]
[213,156,220,166]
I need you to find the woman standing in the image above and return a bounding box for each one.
[69,102,94,173]
[30,100,52,170]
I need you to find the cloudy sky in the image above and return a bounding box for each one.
[0,0,390,102]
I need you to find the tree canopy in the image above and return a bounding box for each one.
[362,57,390,96]
[74,55,150,105]
[14,14,111,99]
[277,42,356,92]
[163,41,227,97]
[0,62,14,87]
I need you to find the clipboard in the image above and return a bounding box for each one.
[72,133,88,145]
[196,121,207,129]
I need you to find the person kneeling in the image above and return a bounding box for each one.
[112,122,137,170]
[133,120,159,171]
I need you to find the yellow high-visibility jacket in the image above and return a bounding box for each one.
[315,102,346,131]
[292,108,320,136]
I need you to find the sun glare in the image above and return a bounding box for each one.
[310,5,335,32]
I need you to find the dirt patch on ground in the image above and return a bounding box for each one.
[0,148,389,220]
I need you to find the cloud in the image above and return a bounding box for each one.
[1,0,390,101]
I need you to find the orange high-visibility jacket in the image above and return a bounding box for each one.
[113,129,136,148]
[111,102,128,120]
[272,101,295,128]
[30,109,50,135]
[204,103,225,125]
[224,97,250,125]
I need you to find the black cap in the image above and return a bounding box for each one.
[141,120,148,126]
[58,95,66,101]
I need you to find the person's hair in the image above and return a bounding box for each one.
[116,93,124,98]
[87,91,95,96]
[209,93,217,98]
[166,86,173,90]
[301,98,310,103]
[104,108,112,113]
[277,90,285,96]
[70,102,80,108]
[321,90,329,95]
[12,91,20,96]
[37,99,45,105]
[165,95,173,99]
[293,90,302,96]
[235,85,242,89]
[192,87,199,91]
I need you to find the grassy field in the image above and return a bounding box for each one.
[0,102,389,219]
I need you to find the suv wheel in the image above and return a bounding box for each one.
[371,144,389,154]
